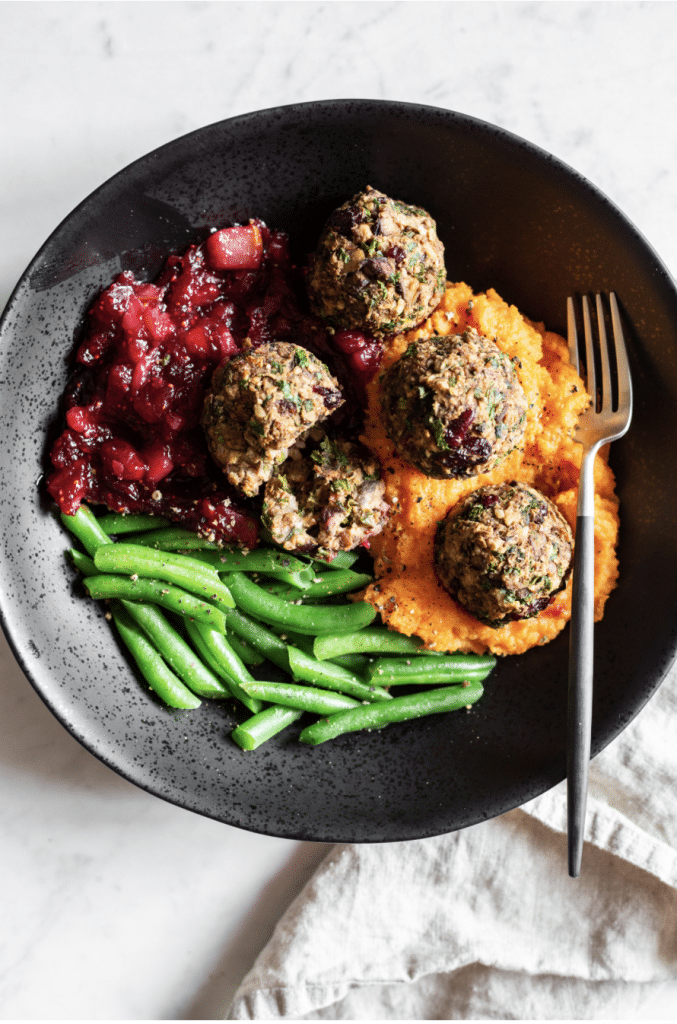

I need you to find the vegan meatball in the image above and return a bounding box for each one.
[262,437,389,561]
[380,329,528,478]
[435,482,574,627]
[201,342,343,497]
[306,186,446,338]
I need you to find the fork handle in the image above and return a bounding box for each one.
[567,510,596,877]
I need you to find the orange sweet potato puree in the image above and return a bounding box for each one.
[359,283,620,656]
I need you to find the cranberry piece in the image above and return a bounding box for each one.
[312,386,343,410]
[349,343,382,381]
[334,330,370,354]
[205,224,264,272]
[46,460,91,514]
[479,493,499,508]
[267,231,290,266]
[100,440,147,482]
[384,245,406,265]
[328,205,364,235]
[444,408,474,448]
[464,436,492,462]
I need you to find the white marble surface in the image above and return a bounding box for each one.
[2,2,677,1019]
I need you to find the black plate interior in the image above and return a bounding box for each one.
[1,99,677,842]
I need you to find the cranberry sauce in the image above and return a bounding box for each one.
[47,219,364,547]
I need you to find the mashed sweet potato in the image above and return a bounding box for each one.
[359,282,620,656]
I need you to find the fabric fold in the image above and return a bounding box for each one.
[228,660,677,1020]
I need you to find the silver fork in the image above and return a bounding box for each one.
[566,293,633,878]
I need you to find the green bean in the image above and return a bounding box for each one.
[299,681,485,745]
[257,568,315,590]
[287,647,391,703]
[365,654,496,685]
[84,574,227,632]
[61,505,112,556]
[264,570,374,602]
[328,653,371,673]
[225,608,291,672]
[162,546,311,575]
[93,543,234,609]
[231,706,303,751]
[226,573,376,636]
[313,550,360,571]
[225,629,265,666]
[183,618,262,714]
[97,513,172,535]
[67,548,97,577]
[239,680,360,716]
[124,527,219,550]
[267,624,316,656]
[313,628,441,661]
[111,602,201,710]
[120,600,230,700]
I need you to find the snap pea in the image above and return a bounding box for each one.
[183,618,262,714]
[239,680,360,716]
[84,574,227,632]
[313,628,441,661]
[366,654,496,685]
[287,647,391,703]
[93,543,234,609]
[98,513,172,535]
[61,504,112,556]
[226,572,376,636]
[120,600,230,700]
[299,681,485,745]
[111,602,201,711]
[231,706,304,751]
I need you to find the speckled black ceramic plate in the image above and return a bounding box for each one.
[2,100,677,842]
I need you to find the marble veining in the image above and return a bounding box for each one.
[2,2,677,1018]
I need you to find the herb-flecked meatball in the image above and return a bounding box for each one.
[262,437,389,561]
[201,342,343,497]
[435,482,574,627]
[306,186,446,338]
[380,329,528,478]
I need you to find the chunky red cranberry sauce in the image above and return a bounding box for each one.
[47,220,382,546]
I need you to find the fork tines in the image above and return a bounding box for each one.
[566,293,632,423]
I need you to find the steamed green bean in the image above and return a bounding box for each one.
[239,680,360,716]
[300,681,485,745]
[226,572,376,636]
[231,706,304,751]
[85,574,227,632]
[111,602,201,711]
[93,543,234,608]
[365,654,496,685]
[121,600,230,700]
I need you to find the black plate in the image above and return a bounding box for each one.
[2,100,677,842]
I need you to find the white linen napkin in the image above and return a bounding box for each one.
[228,659,677,1020]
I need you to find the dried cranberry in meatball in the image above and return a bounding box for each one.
[201,342,343,497]
[435,482,574,627]
[380,329,527,478]
[262,437,389,561]
[306,186,446,338]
